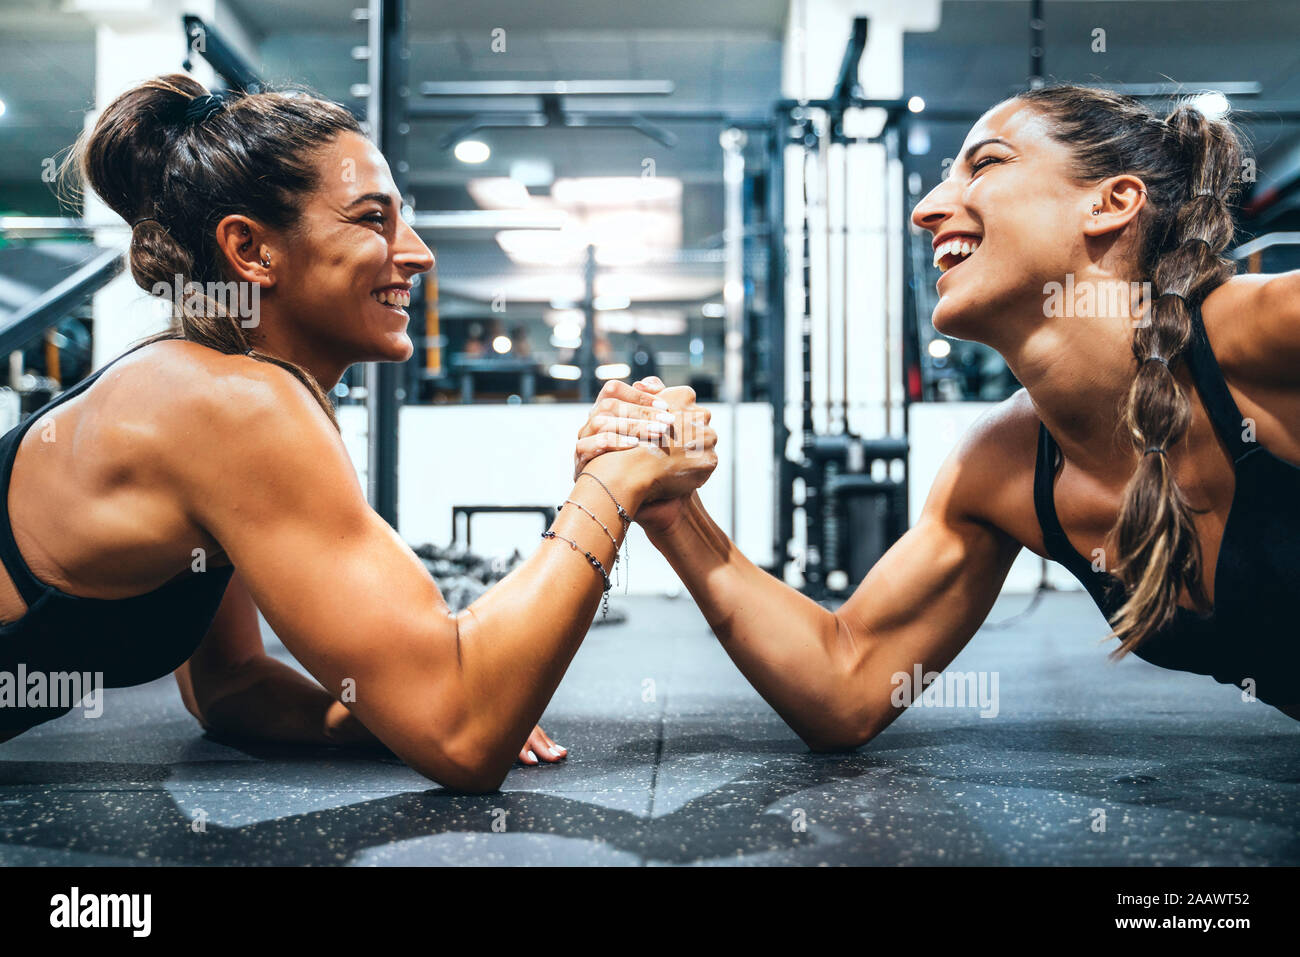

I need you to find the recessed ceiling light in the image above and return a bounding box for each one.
[1190,91,1230,119]
[454,140,490,164]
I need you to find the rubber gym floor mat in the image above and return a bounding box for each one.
[0,592,1294,866]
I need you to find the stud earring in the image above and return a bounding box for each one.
[261,252,271,267]
[1091,203,1101,216]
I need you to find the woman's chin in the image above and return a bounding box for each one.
[377,334,414,362]
[352,333,413,364]
[931,299,969,339]
[932,290,995,341]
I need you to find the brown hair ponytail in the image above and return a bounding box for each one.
[68,74,365,430]
[1017,86,1245,655]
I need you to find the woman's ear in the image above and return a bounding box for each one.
[1083,174,1148,238]
[214,215,275,287]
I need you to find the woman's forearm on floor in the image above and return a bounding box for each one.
[644,493,857,745]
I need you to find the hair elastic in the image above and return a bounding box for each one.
[184,92,226,125]
[1184,236,1217,258]
[1154,290,1190,309]
[1142,354,1169,369]
[131,217,164,230]
[1145,446,1166,457]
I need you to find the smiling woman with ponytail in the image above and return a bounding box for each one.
[77,73,350,427]
[0,74,719,791]
[575,82,1300,750]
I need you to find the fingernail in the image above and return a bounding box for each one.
[527,749,537,762]
[647,419,667,432]
[549,747,562,757]
[620,434,639,446]
[655,411,675,424]
[652,398,669,410]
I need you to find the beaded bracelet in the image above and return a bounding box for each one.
[541,529,615,617]
[573,471,633,611]
[559,498,619,549]
[559,496,626,603]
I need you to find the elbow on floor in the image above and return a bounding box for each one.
[410,733,514,795]
[799,713,883,753]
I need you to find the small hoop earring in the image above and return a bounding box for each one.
[261,254,271,267]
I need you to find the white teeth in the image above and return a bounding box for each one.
[933,237,981,271]
[371,289,410,307]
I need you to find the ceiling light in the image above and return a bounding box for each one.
[467,177,529,208]
[1190,91,1230,119]
[495,229,587,266]
[454,140,490,164]
[551,176,681,207]
[509,158,554,187]
[596,363,632,380]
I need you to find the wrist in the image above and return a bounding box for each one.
[579,456,649,517]
[323,699,377,748]
[642,490,704,546]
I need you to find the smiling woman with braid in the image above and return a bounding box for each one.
[576,85,1300,746]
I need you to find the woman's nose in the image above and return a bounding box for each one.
[396,224,435,275]
[911,186,952,232]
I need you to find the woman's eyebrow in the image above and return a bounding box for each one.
[961,137,1013,164]
[344,192,394,209]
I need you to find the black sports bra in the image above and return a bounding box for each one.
[1033,302,1300,708]
[0,340,234,733]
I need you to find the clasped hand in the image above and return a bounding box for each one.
[574,377,717,530]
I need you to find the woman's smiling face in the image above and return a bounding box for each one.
[911,98,1099,344]
[270,131,435,364]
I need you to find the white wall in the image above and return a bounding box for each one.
[907,402,1081,594]
[339,399,1072,597]
[82,0,220,369]
[338,402,774,596]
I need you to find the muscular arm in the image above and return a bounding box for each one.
[175,570,377,748]
[167,365,675,792]
[644,408,1025,750]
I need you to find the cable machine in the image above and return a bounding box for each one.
[766,18,915,601]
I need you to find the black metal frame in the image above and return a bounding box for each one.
[452,505,556,548]
[367,0,408,527]
[765,17,917,600]
[181,16,264,94]
[0,246,125,356]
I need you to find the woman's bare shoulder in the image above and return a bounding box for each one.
[918,388,1042,546]
[1201,271,1300,386]
[89,339,329,474]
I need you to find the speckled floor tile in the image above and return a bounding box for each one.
[0,593,1294,865]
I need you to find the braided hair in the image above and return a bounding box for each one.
[1017,85,1244,656]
